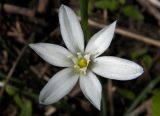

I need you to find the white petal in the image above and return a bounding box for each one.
[85,21,117,57]
[92,56,144,80]
[59,5,84,53]
[39,68,79,105]
[80,72,102,110]
[29,43,73,67]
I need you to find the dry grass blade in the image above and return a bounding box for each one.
[129,99,152,116]
[0,41,28,98]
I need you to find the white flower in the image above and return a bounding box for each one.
[29,5,143,110]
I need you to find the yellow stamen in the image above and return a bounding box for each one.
[77,57,87,68]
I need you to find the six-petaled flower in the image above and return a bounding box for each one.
[29,5,143,110]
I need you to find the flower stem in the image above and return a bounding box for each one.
[80,0,90,41]
[100,91,107,116]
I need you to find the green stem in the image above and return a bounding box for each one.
[80,0,90,41]
[125,77,160,116]
[100,91,107,116]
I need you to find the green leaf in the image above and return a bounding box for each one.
[20,100,32,116]
[118,88,136,101]
[14,94,32,116]
[95,0,120,11]
[119,0,126,4]
[5,85,16,96]
[142,55,153,69]
[95,1,108,9]
[14,94,23,108]
[122,5,144,21]
[130,48,147,60]
[152,89,160,116]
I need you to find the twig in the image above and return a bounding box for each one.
[137,0,160,24]
[88,19,160,47]
[1,4,35,17]
[107,80,114,116]
[30,63,50,78]
[7,21,26,44]
[129,99,152,116]
[37,0,49,13]
[39,64,50,78]
[103,10,108,23]
[148,0,160,9]
[45,106,57,116]
[2,4,160,47]
[68,84,81,98]
[49,27,59,37]
[0,41,29,98]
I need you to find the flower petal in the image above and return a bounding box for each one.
[59,5,84,53]
[29,43,73,67]
[85,21,117,57]
[80,71,102,110]
[39,68,79,105]
[92,56,143,80]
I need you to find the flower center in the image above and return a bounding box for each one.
[69,52,90,75]
[77,57,87,68]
